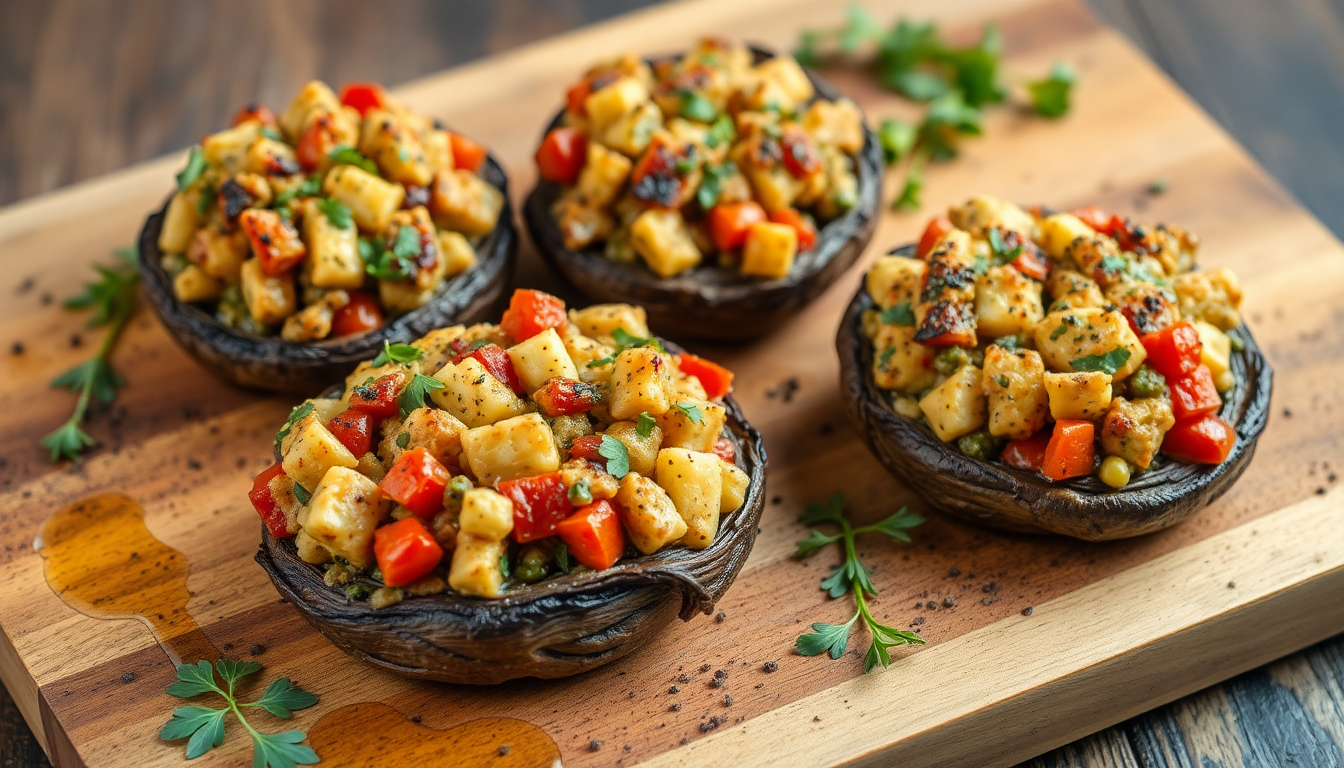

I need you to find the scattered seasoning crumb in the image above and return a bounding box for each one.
[910,616,925,626]
[947,567,961,578]
[763,661,778,673]
[723,695,734,707]
[625,745,633,753]
[766,377,800,403]
[678,673,692,684]
[699,663,712,673]
[771,495,783,506]
[813,716,821,722]
[1317,487,1327,495]
[1021,607,1034,616]
[943,596,956,608]
[669,685,680,694]
[498,745,510,756]
[411,715,422,724]
[715,669,728,680]
[981,596,996,605]
[670,703,682,712]
[1228,581,1236,589]
[1147,178,1169,195]
[40,293,53,306]
[187,458,202,470]
[589,740,603,752]
[914,601,923,609]
[16,277,35,294]
[1329,473,1338,483]
[755,683,764,689]
[70,333,82,348]
[628,691,636,699]
[819,422,833,436]
[120,672,135,683]
[982,582,997,593]
[927,601,937,611]
[699,716,723,733]
[10,342,22,355]
[710,678,724,689]
[1283,408,1293,418]
[249,643,265,656]
[715,612,726,623]
[680,737,690,745]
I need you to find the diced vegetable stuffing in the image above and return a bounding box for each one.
[250,289,749,604]
[863,195,1246,487]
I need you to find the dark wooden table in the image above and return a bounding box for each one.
[2,1,1341,766]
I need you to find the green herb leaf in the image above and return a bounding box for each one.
[1050,322,1069,340]
[176,147,206,191]
[589,327,665,367]
[398,374,446,420]
[249,730,320,768]
[679,90,717,122]
[1028,62,1075,118]
[839,5,882,53]
[252,677,318,719]
[166,660,222,699]
[857,507,925,544]
[316,197,353,230]
[799,491,847,526]
[891,170,923,212]
[52,358,124,404]
[568,480,593,507]
[795,617,856,659]
[159,705,227,743]
[1070,347,1132,375]
[216,659,263,690]
[327,144,379,175]
[396,432,410,449]
[40,421,95,463]
[877,118,918,165]
[794,529,842,558]
[675,401,704,424]
[292,483,312,506]
[877,346,896,371]
[272,175,322,210]
[598,435,631,479]
[705,115,736,148]
[274,402,315,456]
[697,161,738,211]
[636,412,657,438]
[196,185,218,216]
[161,660,319,764]
[879,302,915,326]
[554,542,574,573]
[795,29,823,67]
[885,69,949,101]
[371,340,424,368]
[499,551,512,580]
[988,227,1023,263]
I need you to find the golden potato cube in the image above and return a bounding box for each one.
[430,169,504,237]
[615,473,687,554]
[409,325,466,376]
[1033,307,1147,380]
[1047,270,1105,310]
[871,324,937,394]
[295,530,331,564]
[741,222,798,280]
[188,226,248,283]
[323,165,405,233]
[378,406,466,469]
[244,137,299,176]
[358,108,433,187]
[459,487,514,542]
[561,326,617,384]
[172,264,223,303]
[751,57,815,106]
[975,265,1044,338]
[584,76,650,134]
[599,101,662,158]
[437,230,477,278]
[1044,371,1113,421]
[299,467,389,568]
[507,327,579,394]
[655,448,724,550]
[577,142,632,209]
[1173,267,1243,330]
[630,209,702,278]
[947,195,1038,240]
[1102,396,1175,469]
[430,356,531,428]
[657,399,727,453]
[239,258,297,325]
[604,420,663,477]
[866,256,926,310]
[720,460,749,514]
[1038,212,1094,260]
[449,534,506,598]
[743,164,799,213]
[801,98,864,154]
[158,190,202,254]
[609,346,673,420]
[460,412,561,485]
[1194,321,1235,392]
[279,81,341,140]
[983,346,1050,440]
[283,418,359,491]
[918,364,987,442]
[301,200,364,289]
[569,304,650,340]
[201,122,262,174]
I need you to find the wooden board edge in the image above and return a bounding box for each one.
[636,485,1344,768]
[0,624,48,757]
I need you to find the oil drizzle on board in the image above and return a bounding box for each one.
[37,493,219,666]
[308,703,562,768]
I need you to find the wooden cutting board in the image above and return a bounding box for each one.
[2,0,1342,765]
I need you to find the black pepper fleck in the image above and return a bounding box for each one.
[670,702,682,712]
[498,745,510,756]
[121,672,135,683]
[723,695,733,707]
[981,596,995,605]
[10,342,23,355]
[771,495,783,505]
[982,582,997,593]
[411,715,422,723]
[715,612,726,623]
[1228,581,1236,589]
[699,663,711,673]
[589,740,602,752]
[1021,606,1033,616]
[947,567,962,577]
[669,685,680,694]
[943,596,956,607]
[714,669,727,679]
[1283,408,1293,418]
[249,643,265,656]
[762,661,778,673]
[69,333,82,348]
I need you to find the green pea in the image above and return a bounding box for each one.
[343,583,370,600]
[934,347,969,375]
[1128,366,1168,399]
[957,431,995,461]
[568,481,593,507]
[515,545,551,584]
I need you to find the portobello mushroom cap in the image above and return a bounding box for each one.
[524,47,882,342]
[836,244,1273,541]
[255,338,767,684]
[138,153,518,393]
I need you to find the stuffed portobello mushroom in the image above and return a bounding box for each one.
[525,38,881,340]
[252,288,766,683]
[141,80,517,392]
[838,196,1271,540]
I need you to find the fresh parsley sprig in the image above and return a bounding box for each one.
[586,327,665,368]
[598,435,631,478]
[42,247,140,462]
[398,373,445,419]
[160,659,319,766]
[371,340,424,368]
[794,492,926,672]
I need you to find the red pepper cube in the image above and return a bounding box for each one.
[249,462,297,538]
[330,291,385,338]
[1001,430,1051,472]
[1169,365,1222,420]
[708,202,768,253]
[339,82,387,116]
[677,353,734,400]
[533,378,603,417]
[780,126,822,179]
[711,436,736,464]
[498,471,572,543]
[379,448,450,518]
[239,209,307,276]
[374,517,444,587]
[449,133,488,173]
[535,127,588,185]
[767,208,818,252]
[348,371,406,418]
[232,103,277,128]
[500,289,567,344]
[328,408,376,456]
[1069,205,1111,232]
[459,343,524,395]
[556,499,626,571]
[1010,242,1049,281]
[916,215,954,260]
[1042,420,1095,481]
[1141,321,1203,381]
[1163,414,1236,464]
[568,434,606,466]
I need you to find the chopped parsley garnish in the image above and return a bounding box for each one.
[1070,347,1132,375]
[598,435,631,478]
[292,483,312,506]
[316,197,353,230]
[175,147,206,191]
[397,374,445,419]
[586,327,664,368]
[396,432,411,449]
[637,411,657,438]
[679,90,718,122]
[273,402,315,455]
[371,340,423,367]
[1028,62,1076,118]
[705,115,736,148]
[327,144,379,175]
[697,161,738,210]
[879,302,915,326]
[988,227,1022,263]
[568,480,593,506]
[675,402,704,424]
[364,226,422,281]
[1050,322,1069,340]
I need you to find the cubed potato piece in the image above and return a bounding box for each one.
[561,326,618,384]
[1172,267,1243,330]
[460,412,561,485]
[507,328,579,394]
[280,409,324,456]
[615,473,688,554]
[584,76,650,134]
[459,487,514,542]
[801,98,865,154]
[1194,321,1235,392]
[295,530,331,564]
[1046,269,1105,310]
[983,346,1049,440]
[948,195,1037,240]
[609,346,673,420]
[299,466,389,568]
[741,222,798,279]
[630,209,702,278]
[742,164,799,213]
[1102,396,1175,469]
[279,80,341,141]
[1037,212,1094,260]
[173,264,224,303]
[549,413,595,454]
[430,357,531,428]
[409,325,466,375]
[355,452,386,484]
[556,197,616,250]
[280,299,337,342]
[719,460,749,514]
[307,397,346,424]
[244,137,299,177]
[1033,307,1147,380]
[975,265,1044,338]
[302,199,364,289]
[239,258,297,325]
[358,108,433,187]
[201,122,262,174]
[188,225,249,283]
[1044,371,1113,421]
[437,230,477,278]
[378,406,466,469]
[866,256,926,310]
[657,399,727,453]
[671,371,708,402]
[598,101,662,158]
[871,324,938,393]
[422,128,454,174]
[918,365,987,442]
[324,165,405,233]
[655,448,724,550]
[603,420,663,477]
[577,142,632,209]
[283,419,359,491]
[158,190,202,254]
[448,534,506,598]
[377,274,438,314]
[430,169,504,237]
[569,304,650,340]
[751,57,815,106]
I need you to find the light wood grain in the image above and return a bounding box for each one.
[1,0,1343,766]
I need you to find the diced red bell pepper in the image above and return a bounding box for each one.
[348,372,406,418]
[249,462,297,538]
[1042,420,1095,481]
[339,83,387,116]
[768,208,818,252]
[498,471,573,543]
[1169,365,1222,420]
[677,353,734,399]
[556,499,626,571]
[1163,414,1236,464]
[1010,242,1049,281]
[330,291,385,337]
[566,79,595,116]
[451,341,524,394]
[374,517,445,587]
[379,448,451,518]
[913,301,978,348]
[294,113,341,171]
[1001,431,1050,472]
[780,126,822,178]
[534,378,603,417]
[916,215,955,260]
[328,408,376,456]
[232,103,277,127]
[711,436,736,464]
[239,209,307,275]
[708,201,767,252]
[500,288,567,344]
[1141,321,1203,380]
[631,135,692,208]
[568,435,606,465]
[1070,205,1112,232]
[450,133,487,173]
[535,127,588,186]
